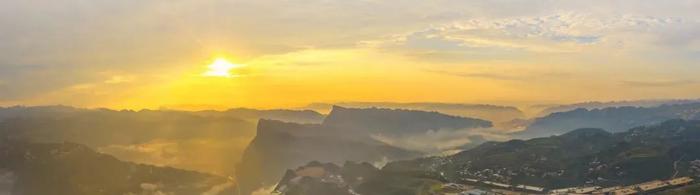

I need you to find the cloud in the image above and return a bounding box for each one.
[0,64,146,103]
[425,69,570,82]
[133,183,172,195]
[376,14,586,50]
[372,13,700,56]
[250,185,276,195]
[97,138,249,175]
[0,64,92,100]
[98,140,181,167]
[425,70,526,81]
[370,128,510,154]
[621,79,696,87]
[201,182,234,195]
[104,75,136,84]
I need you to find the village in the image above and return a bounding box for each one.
[440,176,695,195]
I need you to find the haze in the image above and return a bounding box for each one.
[1,0,699,110]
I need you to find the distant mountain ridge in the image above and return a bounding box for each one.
[323,105,492,136]
[195,107,324,123]
[535,99,700,116]
[235,106,493,194]
[305,102,524,122]
[519,103,700,138]
[0,105,324,124]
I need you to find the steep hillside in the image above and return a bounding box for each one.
[235,119,421,194]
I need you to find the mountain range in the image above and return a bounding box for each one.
[235,106,492,194]
[304,102,524,123]
[272,119,700,194]
[6,102,700,195]
[386,119,700,189]
[519,103,700,138]
[0,141,234,195]
[0,105,322,175]
[535,99,700,117]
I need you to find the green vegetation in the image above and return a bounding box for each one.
[660,184,700,195]
[386,119,700,189]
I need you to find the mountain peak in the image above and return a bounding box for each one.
[322,106,492,135]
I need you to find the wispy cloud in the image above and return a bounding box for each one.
[201,182,234,195]
[370,128,510,154]
[621,79,696,87]
[370,12,700,57]
[426,69,571,82]
[426,70,525,81]
[0,64,91,100]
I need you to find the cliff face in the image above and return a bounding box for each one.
[236,106,492,194]
[235,119,420,194]
[305,102,524,122]
[323,106,492,136]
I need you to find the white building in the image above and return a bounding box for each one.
[515,184,544,192]
[667,177,694,186]
[637,180,669,192]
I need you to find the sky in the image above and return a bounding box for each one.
[1,0,699,110]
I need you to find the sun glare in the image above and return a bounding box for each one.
[203,58,241,77]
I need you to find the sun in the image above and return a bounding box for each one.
[202,58,241,77]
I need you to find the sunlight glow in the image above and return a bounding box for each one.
[203,58,241,77]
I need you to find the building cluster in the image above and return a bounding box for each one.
[441,176,695,195]
[446,178,546,194]
[548,177,694,195]
[550,186,600,194]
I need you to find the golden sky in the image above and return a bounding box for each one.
[1,0,699,110]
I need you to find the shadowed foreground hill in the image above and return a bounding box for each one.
[273,161,443,195]
[236,106,492,194]
[0,141,234,195]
